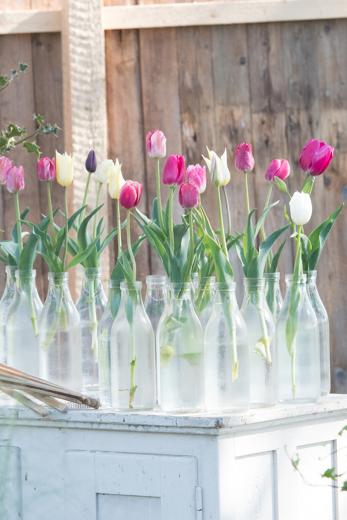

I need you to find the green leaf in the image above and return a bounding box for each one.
[0,241,19,264]
[12,208,30,242]
[19,216,50,271]
[77,205,103,251]
[269,239,287,273]
[258,224,289,276]
[274,177,289,195]
[23,141,41,158]
[66,240,100,269]
[307,204,344,270]
[301,175,315,194]
[254,201,279,239]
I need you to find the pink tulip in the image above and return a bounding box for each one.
[0,156,13,185]
[146,130,167,159]
[187,164,206,194]
[119,180,142,209]
[6,165,25,194]
[265,159,290,181]
[299,139,334,176]
[37,157,56,182]
[179,182,199,209]
[162,155,185,185]
[234,143,255,172]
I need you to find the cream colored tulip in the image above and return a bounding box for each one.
[108,159,125,200]
[94,159,113,184]
[56,151,73,187]
[203,148,230,187]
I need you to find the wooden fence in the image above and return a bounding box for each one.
[0,0,346,391]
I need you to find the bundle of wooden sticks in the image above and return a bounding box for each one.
[0,363,100,416]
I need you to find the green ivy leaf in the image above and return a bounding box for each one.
[23,141,41,158]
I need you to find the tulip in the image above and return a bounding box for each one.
[56,151,73,187]
[234,143,255,172]
[146,130,167,159]
[37,157,56,182]
[203,149,230,187]
[289,191,312,226]
[85,149,97,173]
[299,139,334,176]
[179,182,199,209]
[265,159,290,181]
[187,164,206,194]
[6,165,25,194]
[108,159,125,200]
[0,156,13,185]
[95,159,113,184]
[119,180,142,209]
[162,155,185,185]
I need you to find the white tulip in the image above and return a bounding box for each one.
[56,151,73,187]
[108,158,125,200]
[94,159,113,184]
[289,191,312,225]
[203,148,230,187]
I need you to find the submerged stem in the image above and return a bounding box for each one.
[116,199,122,259]
[217,186,228,257]
[14,192,23,254]
[127,212,136,281]
[63,189,69,270]
[156,159,164,229]
[244,172,251,215]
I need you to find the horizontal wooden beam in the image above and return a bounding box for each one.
[0,10,61,35]
[1,0,347,36]
[102,0,347,30]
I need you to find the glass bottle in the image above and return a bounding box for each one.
[194,276,216,329]
[276,274,320,403]
[306,270,330,396]
[157,282,204,412]
[6,270,42,376]
[0,266,17,364]
[39,272,82,392]
[241,277,275,407]
[265,272,283,322]
[205,282,250,411]
[144,275,168,334]
[98,280,121,407]
[76,267,107,397]
[110,281,156,410]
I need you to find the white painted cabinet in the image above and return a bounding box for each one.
[1,395,347,520]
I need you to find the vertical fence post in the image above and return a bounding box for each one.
[61,0,108,294]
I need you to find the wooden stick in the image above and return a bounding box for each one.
[0,387,50,417]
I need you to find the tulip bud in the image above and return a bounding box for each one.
[108,159,125,199]
[162,155,185,185]
[6,165,25,194]
[289,191,312,225]
[234,143,255,172]
[95,159,113,185]
[187,164,206,194]
[85,149,97,173]
[203,149,230,187]
[146,130,167,159]
[265,159,290,181]
[56,151,73,187]
[37,157,56,182]
[179,182,199,209]
[0,156,13,185]
[299,139,334,176]
[119,180,142,209]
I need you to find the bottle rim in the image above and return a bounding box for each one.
[214,281,236,291]
[264,272,280,281]
[120,280,142,290]
[285,273,307,283]
[15,269,36,279]
[146,274,167,285]
[48,271,69,283]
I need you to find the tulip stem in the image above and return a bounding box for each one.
[244,171,251,215]
[222,186,232,236]
[92,182,102,239]
[80,171,92,223]
[14,192,23,254]
[260,184,273,242]
[168,186,175,252]
[156,159,164,229]
[127,212,136,281]
[63,189,69,270]
[217,186,228,258]
[47,182,55,236]
[116,199,122,259]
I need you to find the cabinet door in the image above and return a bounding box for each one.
[64,451,198,520]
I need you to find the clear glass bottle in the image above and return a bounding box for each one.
[157,282,204,412]
[241,277,275,406]
[39,272,82,392]
[76,267,107,397]
[98,280,121,407]
[265,272,283,322]
[205,282,250,411]
[110,281,156,410]
[306,270,330,396]
[0,266,17,364]
[6,270,42,376]
[276,274,320,403]
[194,276,216,329]
[144,275,168,334]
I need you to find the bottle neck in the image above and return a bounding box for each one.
[264,272,280,287]
[284,274,307,299]
[305,270,317,288]
[48,272,69,290]
[145,276,167,301]
[120,281,143,307]
[243,277,266,304]
[170,282,193,301]
[5,266,17,290]
[82,267,102,285]
[214,282,237,305]
[15,270,37,291]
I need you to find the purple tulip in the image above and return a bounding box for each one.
[299,139,334,176]
[265,159,290,181]
[179,182,199,209]
[234,143,255,172]
[162,155,185,185]
[6,165,25,194]
[85,149,97,173]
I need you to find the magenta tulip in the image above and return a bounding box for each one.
[179,182,199,209]
[37,157,56,182]
[234,143,255,172]
[6,165,25,194]
[146,130,167,159]
[265,159,290,181]
[299,139,334,176]
[0,156,13,185]
[119,180,142,209]
[187,164,206,194]
[162,155,185,185]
